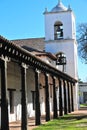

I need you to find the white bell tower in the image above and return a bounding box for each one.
[44,0,78,79]
[44,0,78,110]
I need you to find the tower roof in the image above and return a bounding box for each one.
[51,0,67,12]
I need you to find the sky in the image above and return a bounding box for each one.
[0,0,87,81]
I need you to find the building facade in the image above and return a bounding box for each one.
[44,0,78,109]
[44,0,77,78]
[79,82,87,104]
[0,1,78,130]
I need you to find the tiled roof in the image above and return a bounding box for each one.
[35,52,57,60]
[0,35,77,83]
[12,37,45,51]
[12,37,57,60]
[22,45,57,60]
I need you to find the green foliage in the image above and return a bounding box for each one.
[80,103,87,107]
[33,114,87,130]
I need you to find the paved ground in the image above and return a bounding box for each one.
[9,108,87,130]
[9,116,46,130]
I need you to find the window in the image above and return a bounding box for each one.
[83,92,87,103]
[56,53,66,65]
[0,99,1,106]
[31,91,36,110]
[56,52,66,72]
[54,22,63,40]
[49,84,53,98]
[8,89,16,114]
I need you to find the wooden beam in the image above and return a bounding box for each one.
[59,78,63,116]
[63,80,67,115]
[52,76,58,119]
[35,69,41,125]
[71,83,74,112]
[0,58,9,130]
[21,64,28,130]
[45,73,50,121]
[67,82,71,113]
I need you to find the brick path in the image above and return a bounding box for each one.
[9,108,87,130]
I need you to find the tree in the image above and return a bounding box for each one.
[77,23,87,63]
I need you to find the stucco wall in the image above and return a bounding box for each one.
[79,84,87,104]
[45,40,78,79]
[0,61,54,124]
[44,11,75,41]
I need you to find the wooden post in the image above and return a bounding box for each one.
[71,83,74,112]
[0,58,9,130]
[67,81,71,113]
[52,76,58,119]
[59,78,63,116]
[35,69,41,125]
[21,64,28,130]
[45,73,50,121]
[63,80,67,114]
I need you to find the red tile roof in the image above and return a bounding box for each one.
[12,37,45,51]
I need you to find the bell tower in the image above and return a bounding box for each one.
[44,0,78,110]
[44,0,78,79]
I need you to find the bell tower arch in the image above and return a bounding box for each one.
[54,21,63,40]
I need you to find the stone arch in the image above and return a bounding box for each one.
[54,21,63,40]
[56,52,66,72]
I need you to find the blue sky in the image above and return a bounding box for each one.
[0,0,87,81]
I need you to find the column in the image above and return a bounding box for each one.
[63,80,67,115]
[35,69,41,125]
[59,78,63,116]
[45,73,50,121]
[71,83,74,112]
[67,81,71,113]
[0,58,9,130]
[21,64,28,130]
[52,76,58,119]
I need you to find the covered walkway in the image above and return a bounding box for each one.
[0,36,77,130]
[9,116,45,130]
[9,108,87,130]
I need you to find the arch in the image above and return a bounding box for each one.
[54,21,63,40]
[56,52,66,65]
[56,52,66,72]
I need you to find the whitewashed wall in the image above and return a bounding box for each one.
[44,11,75,41]
[0,61,54,125]
[45,40,78,79]
[79,84,87,104]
